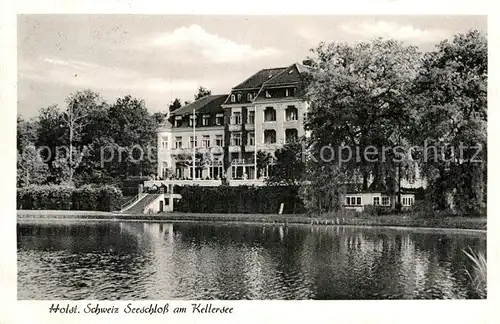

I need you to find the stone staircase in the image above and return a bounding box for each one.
[123,194,161,214]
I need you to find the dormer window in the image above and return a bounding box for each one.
[174,115,182,127]
[202,114,210,126]
[237,93,242,102]
[285,89,289,97]
[247,93,253,101]
[265,90,271,98]
[189,115,197,127]
[215,113,224,126]
[231,94,236,102]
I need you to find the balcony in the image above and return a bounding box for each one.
[231,158,255,165]
[245,145,255,152]
[228,145,241,153]
[198,147,210,154]
[228,123,242,132]
[262,121,277,129]
[245,123,255,131]
[170,148,190,155]
[284,119,300,128]
[210,146,223,154]
[229,179,266,187]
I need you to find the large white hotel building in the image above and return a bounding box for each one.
[156,62,312,186]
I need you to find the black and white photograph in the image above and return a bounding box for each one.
[11,13,488,304]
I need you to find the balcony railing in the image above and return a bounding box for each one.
[245,145,255,152]
[228,145,241,153]
[170,146,224,155]
[228,124,242,132]
[231,158,256,165]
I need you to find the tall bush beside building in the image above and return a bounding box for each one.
[17,185,122,211]
[174,185,305,214]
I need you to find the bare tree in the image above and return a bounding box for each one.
[62,90,103,184]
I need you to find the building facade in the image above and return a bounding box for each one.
[222,63,311,182]
[156,62,311,186]
[157,94,227,182]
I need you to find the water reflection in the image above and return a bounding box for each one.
[17,221,486,300]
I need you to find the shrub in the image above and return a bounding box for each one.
[173,185,305,214]
[363,205,393,216]
[17,184,122,211]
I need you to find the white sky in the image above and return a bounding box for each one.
[17,15,487,118]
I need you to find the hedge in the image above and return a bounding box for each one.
[17,185,123,212]
[173,185,306,214]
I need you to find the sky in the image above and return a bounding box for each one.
[17,15,487,118]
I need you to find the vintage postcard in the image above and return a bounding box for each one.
[1,2,496,324]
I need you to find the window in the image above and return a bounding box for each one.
[248,132,255,145]
[232,112,241,124]
[174,119,181,127]
[285,89,289,97]
[231,133,242,146]
[215,135,223,147]
[247,93,253,101]
[346,196,362,205]
[231,94,236,102]
[285,128,298,143]
[189,136,197,148]
[202,135,210,148]
[189,115,197,127]
[264,107,276,122]
[265,90,271,98]
[285,106,298,121]
[175,137,182,149]
[248,111,255,124]
[161,136,168,149]
[202,114,210,126]
[402,197,414,206]
[382,196,390,206]
[216,113,224,126]
[373,197,380,206]
[237,93,242,102]
[264,129,276,144]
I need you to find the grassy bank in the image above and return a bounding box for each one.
[17,210,486,230]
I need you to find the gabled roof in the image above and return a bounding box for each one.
[262,64,305,87]
[233,67,287,90]
[170,94,227,116]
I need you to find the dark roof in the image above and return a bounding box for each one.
[262,64,305,87]
[171,94,227,116]
[233,67,287,90]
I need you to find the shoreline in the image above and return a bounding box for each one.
[17,210,487,232]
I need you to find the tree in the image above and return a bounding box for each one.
[256,150,273,179]
[17,116,37,154]
[17,117,49,186]
[194,86,211,100]
[266,142,305,186]
[304,38,422,211]
[168,98,182,112]
[411,30,487,215]
[62,90,105,184]
[17,145,50,187]
[152,112,168,125]
[106,95,157,178]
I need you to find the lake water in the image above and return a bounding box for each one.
[17,221,486,300]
